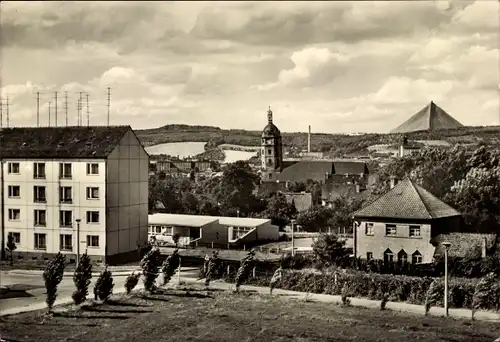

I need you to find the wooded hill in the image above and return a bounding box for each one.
[135,124,500,157]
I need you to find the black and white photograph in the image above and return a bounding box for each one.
[0,1,499,341]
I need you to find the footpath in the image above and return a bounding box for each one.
[1,269,499,323]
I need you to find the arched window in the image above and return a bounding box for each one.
[384,248,393,264]
[398,249,408,264]
[412,251,423,264]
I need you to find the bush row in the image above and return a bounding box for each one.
[223,268,500,311]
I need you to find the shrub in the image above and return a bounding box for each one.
[140,248,162,293]
[125,272,141,294]
[161,249,180,285]
[205,251,221,287]
[269,266,283,295]
[381,293,389,311]
[72,253,93,305]
[43,253,66,312]
[424,278,443,316]
[341,283,351,306]
[312,234,350,267]
[235,250,255,292]
[472,272,497,320]
[6,234,17,266]
[94,267,114,302]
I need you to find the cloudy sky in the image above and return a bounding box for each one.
[1,1,499,133]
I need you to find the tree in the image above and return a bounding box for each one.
[269,266,283,295]
[235,250,256,292]
[72,252,93,305]
[296,206,334,232]
[172,233,181,247]
[94,267,114,302]
[204,251,221,287]
[424,278,443,316]
[472,272,497,320]
[261,193,297,229]
[43,253,66,313]
[140,248,162,293]
[312,233,350,266]
[6,234,16,266]
[445,166,500,232]
[125,272,141,294]
[328,195,364,234]
[161,249,180,285]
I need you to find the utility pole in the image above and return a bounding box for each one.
[76,219,81,265]
[54,92,58,127]
[37,92,40,127]
[79,92,83,126]
[0,94,3,128]
[107,87,111,126]
[48,101,51,127]
[6,97,9,128]
[86,93,90,127]
[64,91,68,127]
[76,99,80,126]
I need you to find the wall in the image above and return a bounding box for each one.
[2,158,107,257]
[355,220,435,263]
[106,129,149,259]
[198,220,228,245]
[255,221,280,241]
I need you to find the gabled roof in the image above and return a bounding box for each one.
[278,161,334,182]
[0,126,131,159]
[283,192,313,212]
[353,178,460,220]
[391,101,464,133]
[333,161,368,175]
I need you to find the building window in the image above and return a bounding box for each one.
[383,249,394,264]
[385,224,397,236]
[34,210,47,226]
[33,163,46,179]
[231,226,253,240]
[86,211,100,224]
[8,232,21,244]
[409,225,421,237]
[86,163,99,175]
[412,251,423,264]
[366,252,373,261]
[60,210,73,227]
[60,234,73,251]
[164,227,173,236]
[59,186,72,203]
[34,233,47,250]
[365,223,374,235]
[59,163,72,179]
[268,159,272,164]
[86,187,99,199]
[8,209,20,221]
[398,250,408,264]
[86,235,99,247]
[8,185,20,198]
[33,186,46,203]
[268,149,272,154]
[8,162,20,174]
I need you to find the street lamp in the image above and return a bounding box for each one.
[237,209,240,218]
[442,241,451,317]
[291,219,296,257]
[76,218,81,265]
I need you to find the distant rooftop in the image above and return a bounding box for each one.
[148,213,270,227]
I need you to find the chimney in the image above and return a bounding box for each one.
[308,125,311,153]
[482,237,487,258]
[390,176,397,189]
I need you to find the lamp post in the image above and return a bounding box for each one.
[291,219,296,257]
[76,218,81,265]
[237,209,240,218]
[442,241,451,317]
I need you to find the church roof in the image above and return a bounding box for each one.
[262,123,281,137]
[353,178,461,220]
[391,101,463,133]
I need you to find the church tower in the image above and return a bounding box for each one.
[261,106,283,181]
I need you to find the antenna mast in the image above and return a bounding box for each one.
[107,87,111,126]
[37,92,40,127]
[65,91,68,127]
[54,92,58,127]
[86,93,90,127]
[48,101,51,127]
[0,94,3,128]
[6,97,9,128]
[79,92,83,126]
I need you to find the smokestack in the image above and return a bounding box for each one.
[308,125,311,153]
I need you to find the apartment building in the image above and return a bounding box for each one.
[0,126,149,265]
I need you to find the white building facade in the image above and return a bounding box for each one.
[0,126,149,264]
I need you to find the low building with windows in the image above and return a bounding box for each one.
[0,126,149,264]
[148,213,279,248]
[352,178,462,264]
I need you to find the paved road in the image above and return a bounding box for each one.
[0,267,200,315]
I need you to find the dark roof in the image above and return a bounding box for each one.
[431,233,497,259]
[262,123,281,137]
[322,183,366,202]
[278,161,334,182]
[333,161,368,175]
[353,178,461,220]
[391,101,464,133]
[0,126,131,158]
[283,192,313,212]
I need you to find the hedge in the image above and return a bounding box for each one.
[223,268,500,311]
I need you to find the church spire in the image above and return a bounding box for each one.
[267,106,273,124]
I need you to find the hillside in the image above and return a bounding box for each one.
[135,124,500,157]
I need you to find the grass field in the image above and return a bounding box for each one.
[1,284,499,342]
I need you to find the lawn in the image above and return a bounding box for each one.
[1,284,499,342]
